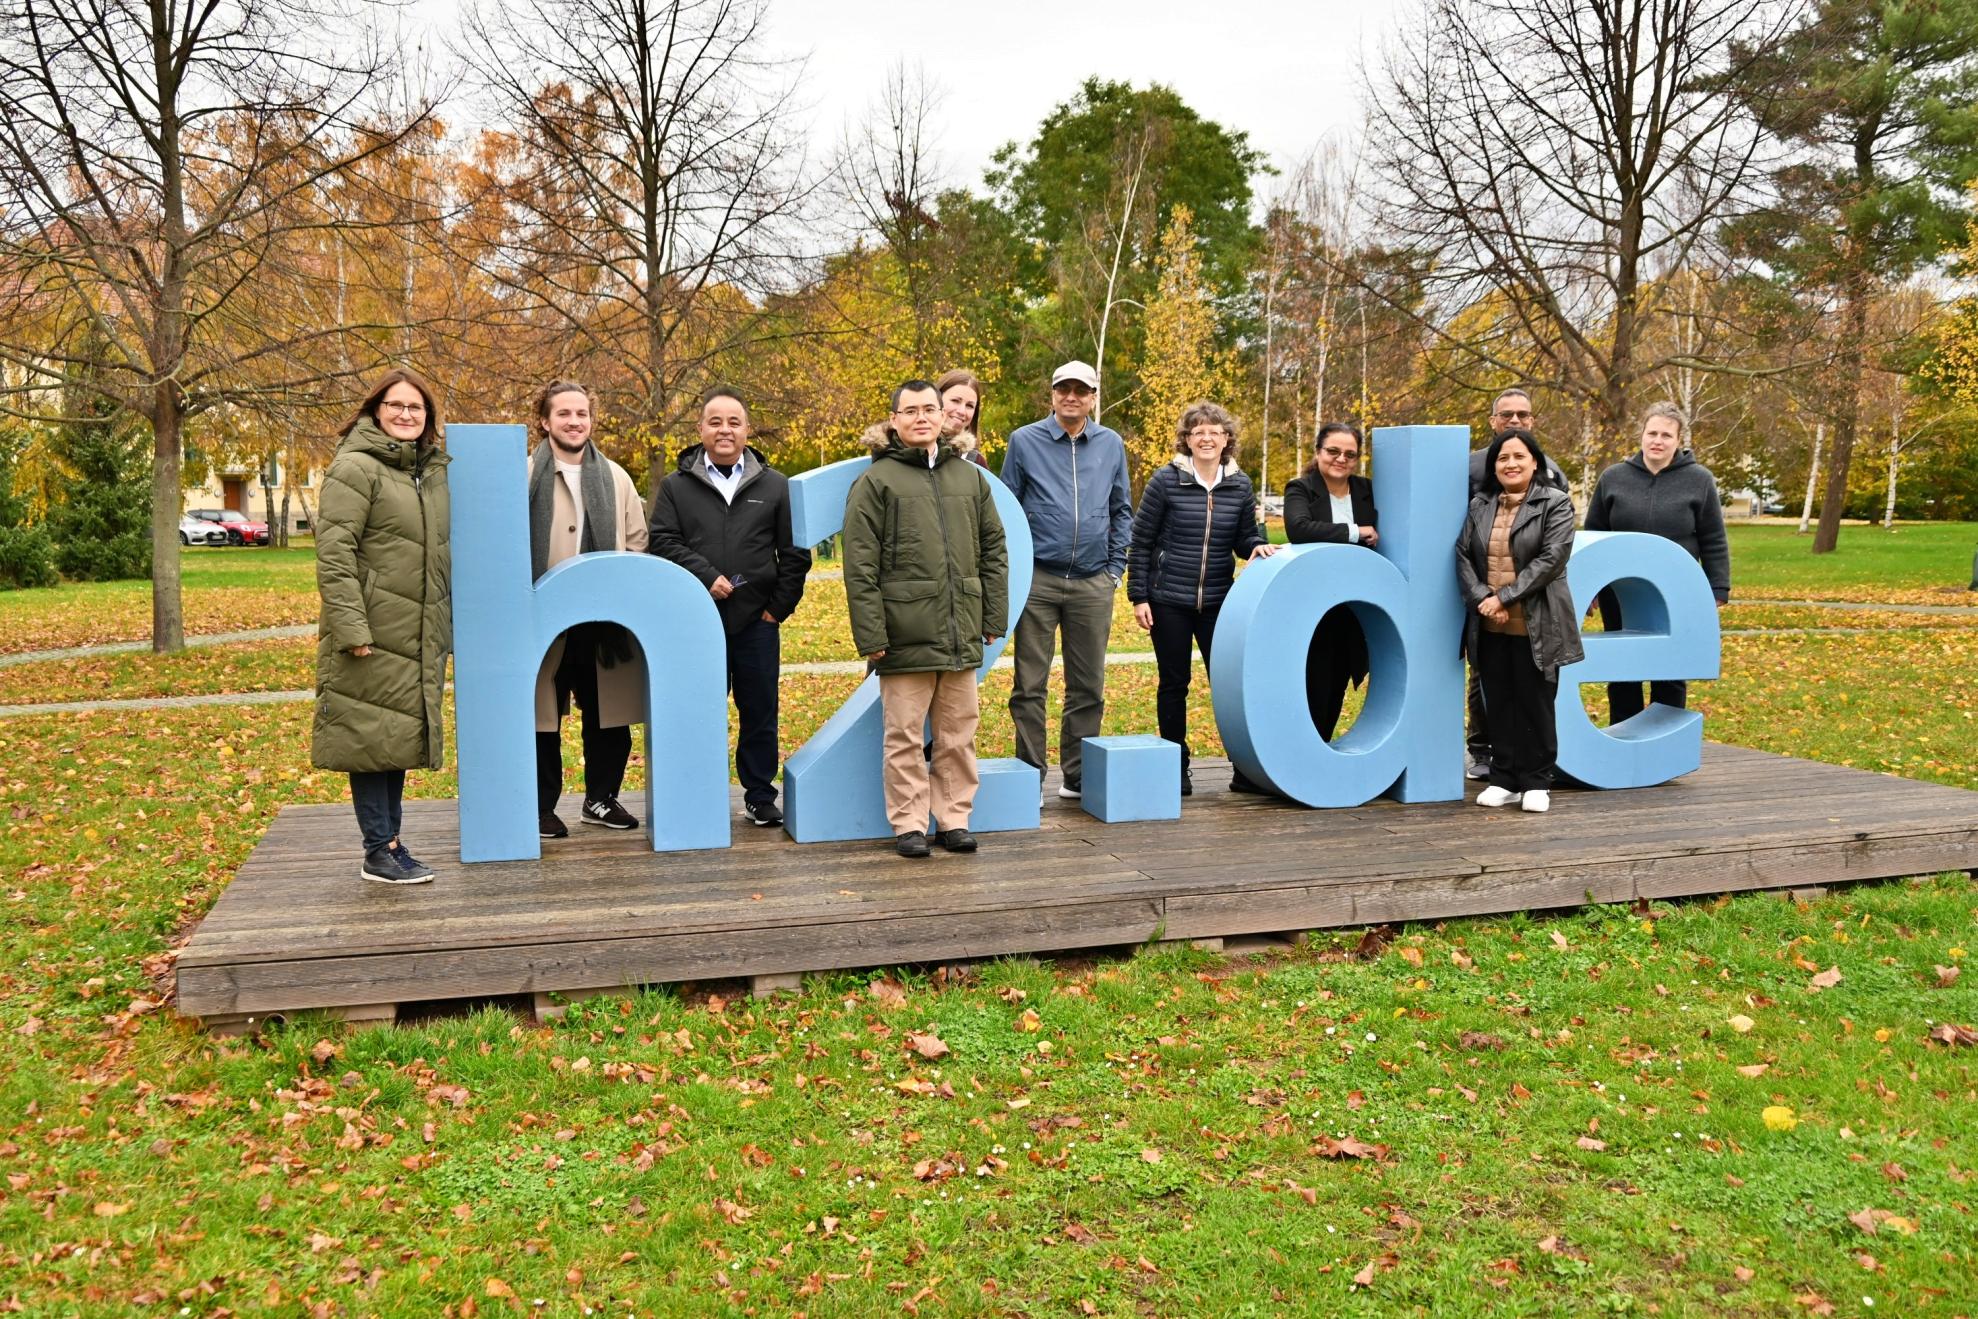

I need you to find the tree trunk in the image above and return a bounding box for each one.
[1883,429,1898,529]
[151,388,185,652]
[1812,272,1870,554]
[1798,422,1821,533]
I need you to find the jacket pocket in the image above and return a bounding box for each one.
[880,577,940,648]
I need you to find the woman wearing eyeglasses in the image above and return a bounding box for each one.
[1282,422,1378,741]
[1126,401,1276,796]
[311,369,453,885]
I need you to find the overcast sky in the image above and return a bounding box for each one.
[406,0,1410,200]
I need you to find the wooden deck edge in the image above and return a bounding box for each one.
[177,896,1166,1018]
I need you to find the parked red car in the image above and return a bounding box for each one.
[187,508,271,546]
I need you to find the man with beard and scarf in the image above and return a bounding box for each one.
[648,386,812,829]
[529,380,650,839]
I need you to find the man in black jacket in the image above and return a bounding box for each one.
[649,387,812,827]
[1466,388,1572,779]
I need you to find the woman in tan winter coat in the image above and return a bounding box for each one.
[528,380,650,839]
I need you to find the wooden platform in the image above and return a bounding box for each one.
[175,745,1978,1028]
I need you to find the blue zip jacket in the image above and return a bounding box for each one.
[999,415,1133,580]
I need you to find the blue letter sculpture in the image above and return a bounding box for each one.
[449,424,730,861]
[1210,425,1470,806]
[780,456,1039,843]
[1554,531,1722,788]
[442,422,1725,861]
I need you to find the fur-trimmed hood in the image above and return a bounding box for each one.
[858,422,973,460]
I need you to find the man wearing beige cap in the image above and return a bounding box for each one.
[998,360,1133,797]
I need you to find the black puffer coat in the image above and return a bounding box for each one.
[1126,458,1266,611]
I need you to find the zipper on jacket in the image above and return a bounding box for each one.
[1068,433,1079,577]
[1196,478,1215,610]
[927,460,961,658]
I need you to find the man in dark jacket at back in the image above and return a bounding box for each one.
[1466,387,1572,780]
[649,387,812,828]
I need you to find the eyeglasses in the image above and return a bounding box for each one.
[380,401,427,416]
[1319,447,1357,461]
[1053,383,1094,397]
[1493,409,1533,422]
[893,404,940,419]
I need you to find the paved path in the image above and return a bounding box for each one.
[4,594,1970,673]
[0,625,1928,719]
[1737,597,1978,615]
[0,625,316,669]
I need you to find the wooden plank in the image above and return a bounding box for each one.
[178,896,1166,1016]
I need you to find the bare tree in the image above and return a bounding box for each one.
[833,61,944,356]
[457,0,815,471]
[1365,0,1794,458]
[0,0,437,649]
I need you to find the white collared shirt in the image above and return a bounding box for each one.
[704,454,743,505]
[1330,490,1361,543]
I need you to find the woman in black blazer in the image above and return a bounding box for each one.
[1282,423,1378,740]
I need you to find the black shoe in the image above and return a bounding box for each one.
[390,841,436,876]
[360,846,434,885]
[895,830,931,858]
[539,812,568,839]
[1465,756,1491,781]
[1228,773,1270,795]
[935,828,978,853]
[1180,768,1194,797]
[581,796,639,830]
[744,800,784,828]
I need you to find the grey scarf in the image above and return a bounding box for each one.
[529,437,619,583]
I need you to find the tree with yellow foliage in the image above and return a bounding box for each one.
[1135,206,1244,490]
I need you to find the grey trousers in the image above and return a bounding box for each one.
[1009,570,1116,784]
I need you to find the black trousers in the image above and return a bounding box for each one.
[727,617,782,806]
[349,769,405,852]
[1149,601,1218,769]
[536,628,632,814]
[1305,610,1363,742]
[1474,630,1559,792]
[1596,589,1687,723]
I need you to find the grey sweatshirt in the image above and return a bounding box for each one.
[1583,450,1731,602]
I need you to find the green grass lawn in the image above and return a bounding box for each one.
[1717,521,1976,601]
[0,526,1973,1315]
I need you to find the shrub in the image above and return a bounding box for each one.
[0,524,57,589]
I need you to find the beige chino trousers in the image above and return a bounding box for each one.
[878,669,981,836]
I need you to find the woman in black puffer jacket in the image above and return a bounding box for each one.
[1126,400,1276,794]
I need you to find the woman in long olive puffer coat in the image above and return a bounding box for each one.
[311,368,452,885]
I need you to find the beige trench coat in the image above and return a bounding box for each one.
[534,454,651,732]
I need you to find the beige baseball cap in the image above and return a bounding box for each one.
[1051,360,1100,389]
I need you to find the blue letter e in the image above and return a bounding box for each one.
[1554,530,1721,788]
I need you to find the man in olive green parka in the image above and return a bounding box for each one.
[844,379,1007,858]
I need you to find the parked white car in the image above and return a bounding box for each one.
[179,514,227,546]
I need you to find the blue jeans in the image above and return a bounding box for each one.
[349,770,405,852]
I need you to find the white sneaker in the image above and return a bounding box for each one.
[1056,782,1082,799]
[1476,785,1522,808]
[1520,790,1550,813]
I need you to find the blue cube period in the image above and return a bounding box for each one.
[968,758,1044,833]
[1081,736,1183,823]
